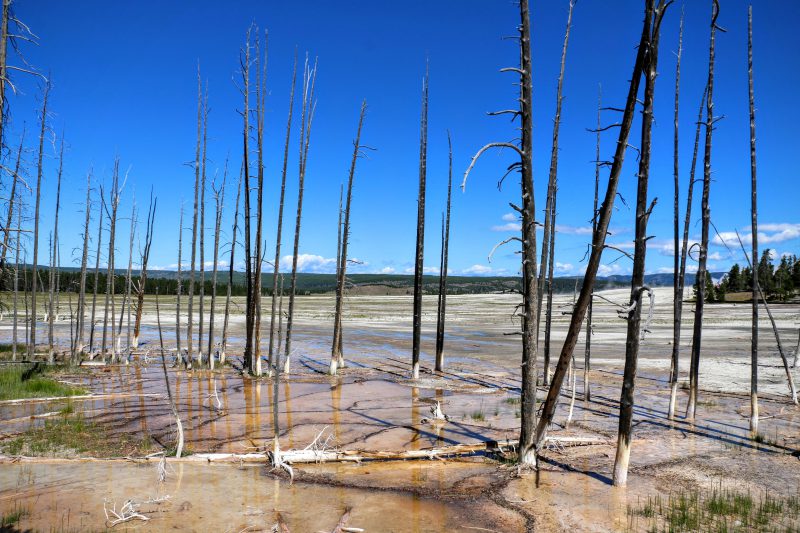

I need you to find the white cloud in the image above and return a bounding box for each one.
[597,263,626,277]
[402,265,440,275]
[378,266,396,274]
[555,262,573,273]
[491,222,521,232]
[280,253,337,273]
[713,223,800,247]
[501,213,517,222]
[555,224,593,235]
[461,264,507,276]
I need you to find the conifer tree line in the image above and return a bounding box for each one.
[696,253,800,303]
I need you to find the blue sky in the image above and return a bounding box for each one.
[4,0,798,278]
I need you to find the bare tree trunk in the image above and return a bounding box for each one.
[222,167,243,364]
[668,12,684,421]
[175,205,183,361]
[102,162,121,363]
[119,198,136,361]
[252,35,266,377]
[48,136,65,363]
[89,196,104,355]
[29,81,50,359]
[198,87,208,366]
[12,192,23,361]
[74,171,92,362]
[612,0,665,487]
[537,0,574,387]
[155,290,184,458]
[1,128,24,267]
[411,68,429,381]
[268,53,298,369]
[277,274,285,358]
[585,88,601,402]
[543,181,557,385]
[187,64,202,368]
[687,0,720,422]
[0,0,8,161]
[331,100,367,375]
[284,57,318,372]
[435,132,453,372]
[531,1,653,454]
[240,32,254,373]
[208,162,227,370]
[133,192,156,357]
[747,5,759,434]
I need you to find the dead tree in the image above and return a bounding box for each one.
[198,86,209,365]
[48,135,64,363]
[12,194,21,360]
[268,52,297,369]
[538,0,575,386]
[252,33,267,377]
[101,161,122,362]
[687,0,720,422]
[331,99,367,375]
[747,5,759,434]
[88,192,104,354]
[29,81,49,358]
[155,290,184,458]
[133,192,156,351]
[411,68,429,381]
[668,85,706,419]
[612,0,666,487]
[585,87,601,402]
[462,0,539,465]
[1,128,24,267]
[531,1,654,459]
[240,30,254,373]
[207,162,227,369]
[435,131,453,372]
[175,204,183,360]
[74,170,92,362]
[221,166,243,364]
[187,64,202,367]
[118,197,136,359]
[284,56,318,373]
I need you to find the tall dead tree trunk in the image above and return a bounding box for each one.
[198,86,208,366]
[240,31,254,373]
[12,195,21,361]
[74,170,92,362]
[585,87,601,402]
[411,68,429,381]
[252,34,267,377]
[119,197,136,360]
[268,52,297,369]
[537,0,574,387]
[48,135,65,363]
[462,0,538,465]
[134,192,156,352]
[1,128,23,268]
[612,0,666,487]
[175,204,183,360]
[668,85,706,419]
[531,1,653,457]
[686,0,720,422]
[155,290,184,458]
[435,132,453,372]
[668,12,685,421]
[284,56,317,372]
[101,162,121,363]
[88,194,104,354]
[208,163,227,369]
[29,81,49,359]
[187,64,202,368]
[0,0,8,157]
[222,166,243,364]
[331,99,367,375]
[747,5,759,435]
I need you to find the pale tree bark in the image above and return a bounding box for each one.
[74,170,92,362]
[531,1,653,457]
[585,87,601,402]
[101,161,122,363]
[221,166,243,364]
[198,85,208,366]
[29,81,49,359]
[175,204,183,361]
[48,135,65,363]
[538,0,574,387]
[88,193,104,354]
[331,99,367,375]
[252,33,266,377]
[612,0,666,487]
[0,0,9,155]
[12,194,21,360]
[668,85,706,420]
[462,0,539,465]
[687,0,720,422]
[118,197,136,360]
[747,5,759,434]
[187,63,202,368]
[284,56,318,373]
[207,162,227,369]
[411,68,429,381]
[155,290,183,458]
[240,30,254,373]
[134,191,156,353]
[268,52,297,369]
[435,131,453,372]
[1,127,23,267]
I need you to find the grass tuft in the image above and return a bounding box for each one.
[0,365,85,401]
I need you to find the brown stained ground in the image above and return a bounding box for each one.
[0,288,798,531]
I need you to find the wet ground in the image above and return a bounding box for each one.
[0,289,798,531]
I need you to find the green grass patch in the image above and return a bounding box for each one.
[503,397,521,405]
[0,503,30,527]
[627,484,800,532]
[0,365,86,401]
[470,410,486,422]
